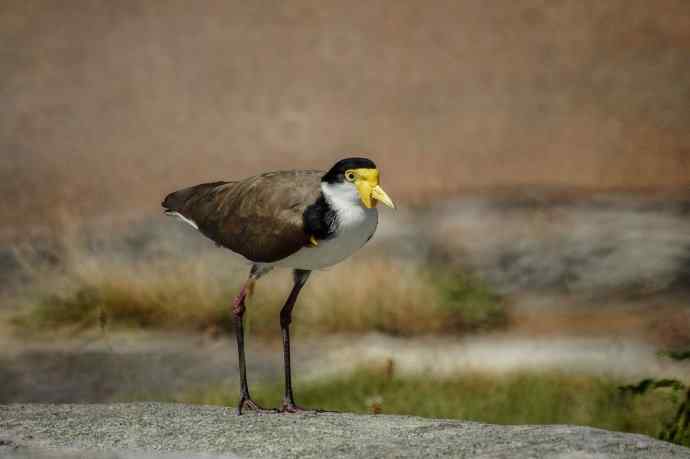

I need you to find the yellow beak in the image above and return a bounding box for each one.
[353,168,396,209]
[371,185,395,209]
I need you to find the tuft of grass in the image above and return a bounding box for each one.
[431,268,507,332]
[13,255,240,334]
[14,254,507,336]
[161,367,677,439]
[621,350,690,447]
[17,282,231,332]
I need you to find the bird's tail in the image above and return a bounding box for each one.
[161,181,229,214]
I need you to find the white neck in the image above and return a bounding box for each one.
[321,182,377,231]
[321,182,362,208]
[271,181,379,270]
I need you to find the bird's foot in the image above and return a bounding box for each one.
[279,401,323,414]
[236,396,276,415]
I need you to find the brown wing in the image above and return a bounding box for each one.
[162,170,323,263]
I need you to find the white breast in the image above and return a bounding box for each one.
[272,182,378,270]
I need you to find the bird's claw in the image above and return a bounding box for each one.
[236,396,275,415]
[279,401,322,414]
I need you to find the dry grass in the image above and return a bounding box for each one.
[250,260,506,336]
[11,233,506,336]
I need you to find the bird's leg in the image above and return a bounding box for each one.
[233,267,273,415]
[279,269,314,413]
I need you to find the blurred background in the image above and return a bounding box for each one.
[2,0,690,445]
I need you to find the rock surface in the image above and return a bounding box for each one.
[0,403,688,459]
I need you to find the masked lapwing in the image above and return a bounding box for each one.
[162,157,395,414]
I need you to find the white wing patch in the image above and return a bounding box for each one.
[165,211,199,230]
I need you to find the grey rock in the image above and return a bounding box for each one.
[0,403,688,459]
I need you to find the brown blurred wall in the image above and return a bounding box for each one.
[1,0,689,227]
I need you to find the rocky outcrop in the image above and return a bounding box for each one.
[1,403,688,459]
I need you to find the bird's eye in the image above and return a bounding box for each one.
[345,171,356,182]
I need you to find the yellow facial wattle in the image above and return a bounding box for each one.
[347,168,396,209]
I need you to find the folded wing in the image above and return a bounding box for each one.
[162,170,323,263]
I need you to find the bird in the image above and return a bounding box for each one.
[161,157,395,414]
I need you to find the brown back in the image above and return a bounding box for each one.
[163,170,323,262]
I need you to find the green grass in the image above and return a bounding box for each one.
[14,260,507,336]
[431,268,507,332]
[620,373,690,446]
[160,368,678,439]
